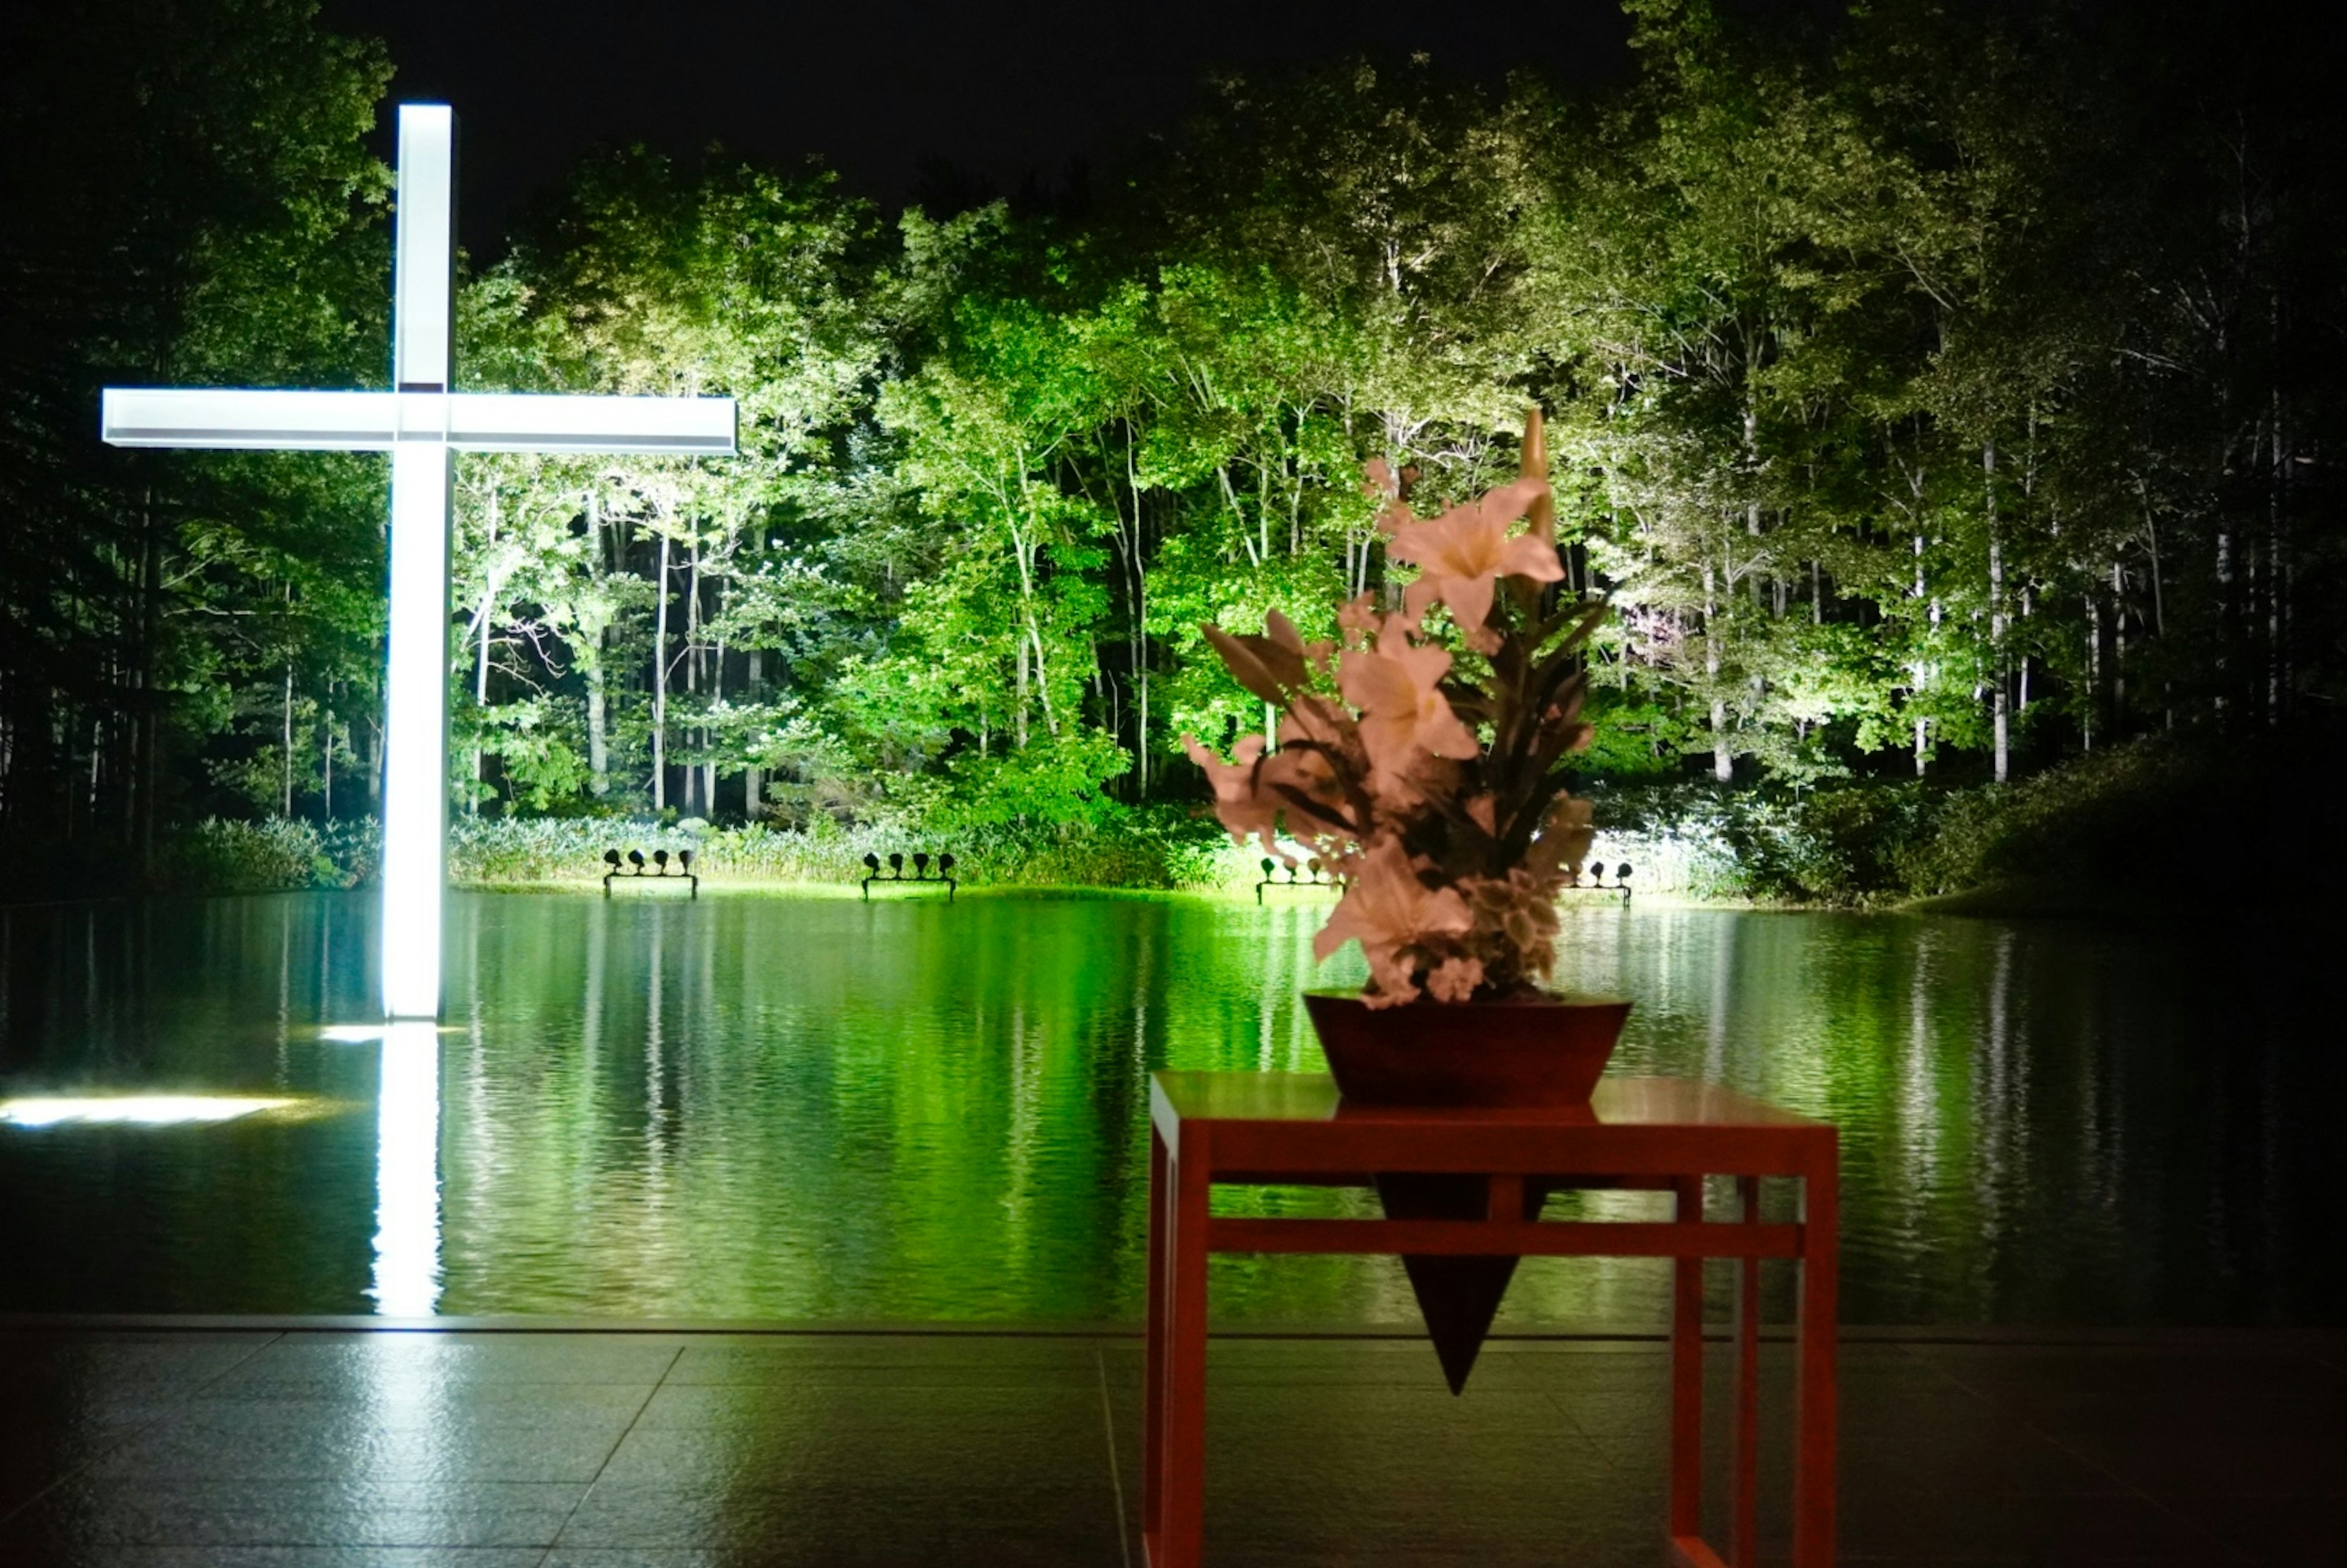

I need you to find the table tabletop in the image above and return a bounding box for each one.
[1153,1070,1821,1126]
[1149,1071,1834,1180]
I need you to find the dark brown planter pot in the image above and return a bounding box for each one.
[1302,988,1632,1108]
[1302,987,1634,1393]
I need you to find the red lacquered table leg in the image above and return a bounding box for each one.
[1150,1129,1213,1568]
[1791,1145,1839,1568]
[1143,1125,1169,1547]
[1669,1173,1705,1548]
[1733,1175,1761,1567]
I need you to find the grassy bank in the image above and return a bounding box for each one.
[52,736,2332,912]
[1591,736,2346,912]
[127,808,1249,897]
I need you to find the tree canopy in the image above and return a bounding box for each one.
[4,0,2341,879]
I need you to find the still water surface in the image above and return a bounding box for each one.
[0,891,2334,1325]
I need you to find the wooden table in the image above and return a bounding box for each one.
[1142,1071,1838,1568]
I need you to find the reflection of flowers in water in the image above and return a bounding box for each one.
[1185,412,1603,1008]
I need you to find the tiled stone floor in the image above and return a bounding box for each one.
[1,1324,2339,1566]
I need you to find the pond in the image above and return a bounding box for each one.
[0,889,2336,1327]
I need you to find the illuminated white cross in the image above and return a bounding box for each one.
[103,105,735,1019]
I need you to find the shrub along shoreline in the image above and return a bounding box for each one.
[81,737,2329,917]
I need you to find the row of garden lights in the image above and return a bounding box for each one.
[604,848,695,872]
[862,852,955,876]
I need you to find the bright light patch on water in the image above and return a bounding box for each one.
[369,1022,443,1316]
[320,1024,466,1042]
[1,1096,299,1128]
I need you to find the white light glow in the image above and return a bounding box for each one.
[446,392,736,453]
[381,438,450,1019]
[319,1024,465,1042]
[369,1022,443,1316]
[99,102,737,1022]
[1,1096,300,1128]
[393,106,454,391]
[101,389,735,456]
[101,388,400,450]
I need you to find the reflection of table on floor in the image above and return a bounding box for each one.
[1142,1071,1839,1568]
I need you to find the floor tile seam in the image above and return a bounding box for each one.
[1095,1343,1134,1568]
[1540,1386,1639,1478]
[0,1328,288,1533]
[542,1342,684,1553]
[1928,1372,2265,1568]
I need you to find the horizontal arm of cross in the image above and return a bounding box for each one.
[102,388,736,455]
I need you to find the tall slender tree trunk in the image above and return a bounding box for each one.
[1986,442,2008,784]
[2111,559,2128,728]
[1743,403,1763,609]
[703,628,721,819]
[2140,501,2170,730]
[134,490,161,880]
[586,658,609,799]
[652,533,670,811]
[2269,365,2290,724]
[685,545,702,815]
[2084,590,2100,753]
[472,488,500,815]
[1910,531,1932,777]
[1118,426,1149,799]
[472,585,493,816]
[1703,559,1730,783]
[1013,634,1029,748]
[584,493,609,799]
[1747,499,1763,609]
[2214,512,2233,722]
[743,648,762,818]
[2018,586,2032,713]
[281,661,293,818]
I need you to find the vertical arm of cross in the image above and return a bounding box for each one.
[100,100,734,1027]
[381,105,456,1019]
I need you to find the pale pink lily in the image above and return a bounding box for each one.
[1336,591,1386,641]
[1387,475,1563,637]
[1339,618,1478,798]
[1315,837,1473,1007]
[1186,724,1356,854]
[1182,733,1282,855]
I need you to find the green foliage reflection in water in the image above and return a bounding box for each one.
[2,893,2336,1325]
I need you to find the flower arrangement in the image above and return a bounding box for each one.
[1186,414,1603,1008]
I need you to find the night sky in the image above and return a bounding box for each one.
[314,0,1642,253]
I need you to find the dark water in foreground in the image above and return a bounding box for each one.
[0,890,2335,1326]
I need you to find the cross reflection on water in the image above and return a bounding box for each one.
[0,890,2337,1325]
